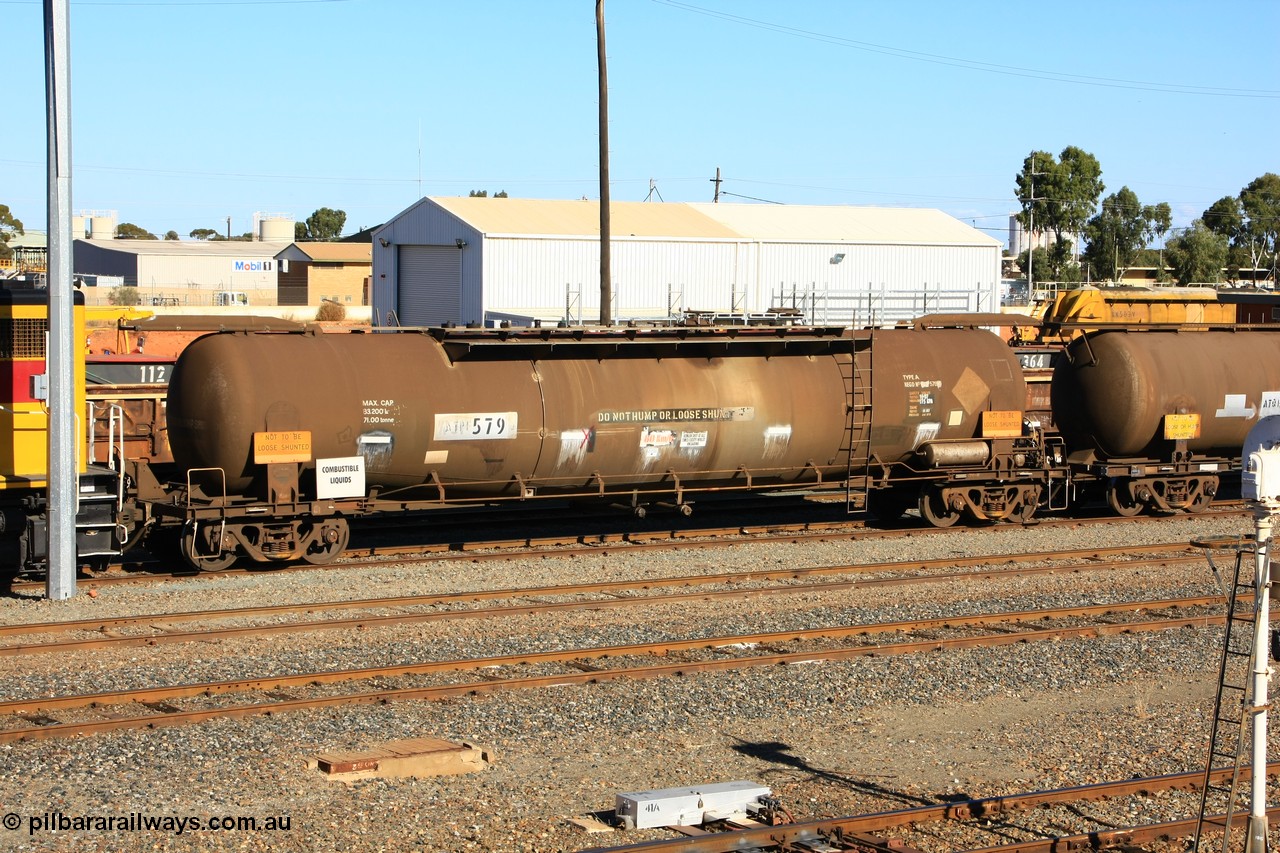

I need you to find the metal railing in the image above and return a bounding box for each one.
[771,283,986,327]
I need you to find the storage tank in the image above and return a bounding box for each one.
[88,214,116,240]
[1053,330,1280,458]
[255,214,295,242]
[167,326,1029,498]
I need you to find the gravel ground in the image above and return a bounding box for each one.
[2,513,1277,852]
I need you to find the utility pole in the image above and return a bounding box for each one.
[44,0,75,600]
[596,0,612,326]
[711,167,722,203]
[1025,156,1045,294]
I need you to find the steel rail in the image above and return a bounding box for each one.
[950,811,1280,853]
[578,766,1280,853]
[7,506,1244,593]
[0,551,1211,656]
[0,603,1226,742]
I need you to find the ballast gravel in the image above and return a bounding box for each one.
[1,514,1277,852]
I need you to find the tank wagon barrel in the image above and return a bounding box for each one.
[168,326,858,498]
[1051,328,1280,515]
[1055,330,1280,458]
[149,323,1032,567]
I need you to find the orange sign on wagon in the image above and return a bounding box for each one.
[980,410,1022,438]
[253,431,312,464]
[1163,414,1201,441]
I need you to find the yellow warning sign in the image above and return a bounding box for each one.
[253,430,312,464]
[1163,413,1201,441]
[981,410,1022,438]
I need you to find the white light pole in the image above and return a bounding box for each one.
[1240,415,1280,852]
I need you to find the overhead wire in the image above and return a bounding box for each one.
[652,0,1280,99]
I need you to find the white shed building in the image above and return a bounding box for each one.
[370,197,1002,328]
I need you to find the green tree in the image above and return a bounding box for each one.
[1014,146,1104,282]
[164,230,180,241]
[301,207,346,241]
[1241,173,1280,280]
[0,204,25,260]
[1203,195,1244,239]
[295,221,309,241]
[1015,246,1052,279]
[189,228,218,240]
[1144,202,1172,249]
[1082,188,1171,282]
[469,190,508,198]
[1203,174,1280,282]
[116,222,157,240]
[1165,221,1228,285]
[1202,195,1250,272]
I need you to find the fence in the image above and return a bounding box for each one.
[770,283,990,327]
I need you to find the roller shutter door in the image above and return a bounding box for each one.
[397,245,461,326]
[277,263,308,306]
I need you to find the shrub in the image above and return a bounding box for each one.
[108,286,141,306]
[316,300,346,322]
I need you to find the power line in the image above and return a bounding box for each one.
[719,191,785,205]
[653,0,1280,99]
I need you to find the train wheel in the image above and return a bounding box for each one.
[180,525,237,572]
[918,486,961,528]
[1016,493,1039,524]
[301,518,350,565]
[1106,480,1144,517]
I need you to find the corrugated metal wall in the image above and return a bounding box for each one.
[759,243,1000,324]
[135,255,279,295]
[482,237,746,323]
[374,199,1001,328]
[73,242,138,281]
[479,238,998,326]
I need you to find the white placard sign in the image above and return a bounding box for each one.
[316,456,366,499]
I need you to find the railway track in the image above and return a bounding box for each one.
[0,512,1257,851]
[0,594,1229,743]
[582,766,1280,853]
[5,504,1249,594]
[0,542,1215,654]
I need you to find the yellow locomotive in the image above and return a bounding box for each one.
[0,284,124,576]
[1012,286,1235,345]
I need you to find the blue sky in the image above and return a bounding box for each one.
[5,0,1278,247]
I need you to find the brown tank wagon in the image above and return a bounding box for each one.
[1052,329,1280,515]
[21,270,1280,580]
[149,323,1037,567]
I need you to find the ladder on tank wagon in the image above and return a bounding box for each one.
[1193,535,1262,853]
[842,344,873,513]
